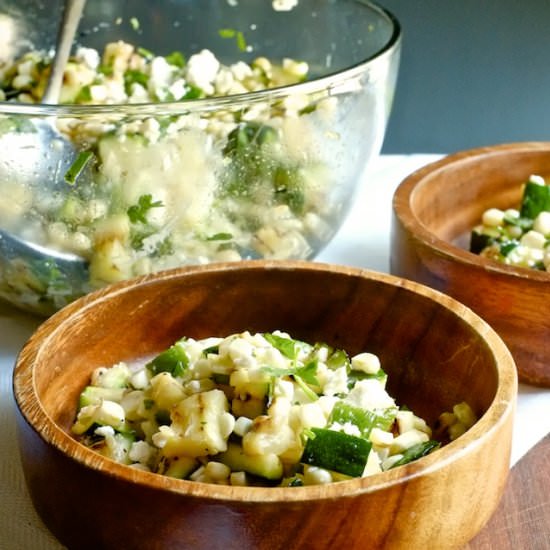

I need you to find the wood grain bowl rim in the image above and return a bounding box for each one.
[13,260,517,503]
[392,141,550,283]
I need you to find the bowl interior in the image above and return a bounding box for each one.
[21,262,505,450]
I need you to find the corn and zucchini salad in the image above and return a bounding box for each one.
[71,331,477,487]
[470,174,550,271]
[0,40,339,313]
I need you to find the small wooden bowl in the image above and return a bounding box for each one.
[391,142,550,386]
[13,261,517,550]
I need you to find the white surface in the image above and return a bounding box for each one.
[1,154,549,550]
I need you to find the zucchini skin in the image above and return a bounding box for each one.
[301,428,372,477]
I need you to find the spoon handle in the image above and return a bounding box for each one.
[41,0,87,104]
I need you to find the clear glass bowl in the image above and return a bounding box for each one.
[0,0,401,314]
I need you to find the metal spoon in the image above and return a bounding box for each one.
[42,0,88,105]
[0,0,89,292]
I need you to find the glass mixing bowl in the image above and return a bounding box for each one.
[0,0,401,314]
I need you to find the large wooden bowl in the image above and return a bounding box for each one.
[13,261,517,550]
[391,142,550,386]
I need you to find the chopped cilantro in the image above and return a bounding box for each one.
[218,28,248,52]
[263,332,311,361]
[127,194,163,224]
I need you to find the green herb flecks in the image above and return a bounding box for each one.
[263,332,312,362]
[261,335,320,401]
[127,194,163,224]
[127,195,173,256]
[130,17,141,31]
[218,28,248,52]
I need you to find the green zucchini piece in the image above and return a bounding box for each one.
[325,349,350,370]
[346,368,388,389]
[470,229,495,254]
[499,240,519,257]
[162,456,199,479]
[520,180,550,219]
[79,386,126,409]
[95,362,130,389]
[301,428,372,477]
[328,402,396,437]
[146,343,189,377]
[389,440,440,469]
[217,442,283,480]
[64,150,94,185]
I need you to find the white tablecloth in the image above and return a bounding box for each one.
[1,154,549,550]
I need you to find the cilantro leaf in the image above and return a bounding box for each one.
[263,332,311,360]
[127,194,163,224]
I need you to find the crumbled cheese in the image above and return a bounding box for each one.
[272,0,299,11]
[185,49,220,95]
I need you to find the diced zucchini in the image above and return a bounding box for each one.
[161,456,199,479]
[217,442,283,480]
[78,385,126,409]
[72,400,127,435]
[470,229,495,254]
[520,180,550,219]
[300,428,372,478]
[388,440,440,469]
[146,343,189,377]
[231,397,266,419]
[499,240,519,257]
[328,401,396,437]
[93,362,131,389]
[169,389,234,458]
[149,372,186,410]
[325,349,350,370]
[346,368,387,389]
[97,432,135,464]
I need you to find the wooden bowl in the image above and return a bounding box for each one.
[13,261,517,550]
[391,141,550,386]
